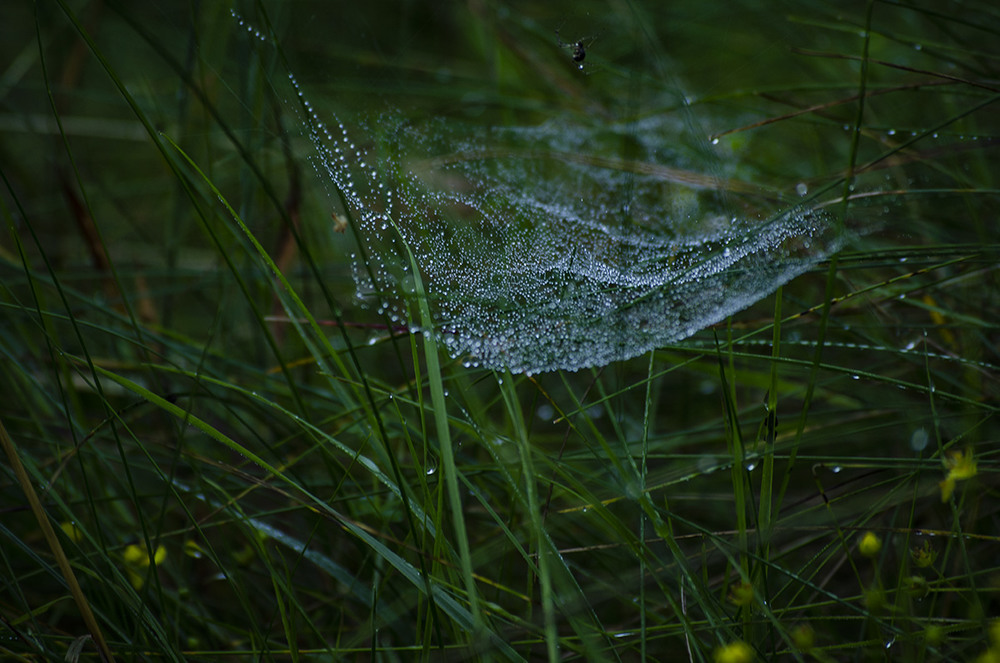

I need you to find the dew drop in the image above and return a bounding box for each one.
[697,455,718,475]
[910,428,929,452]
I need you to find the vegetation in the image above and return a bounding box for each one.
[1,1,997,660]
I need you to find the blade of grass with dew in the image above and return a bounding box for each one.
[163,130,462,646]
[382,215,493,653]
[497,375,559,660]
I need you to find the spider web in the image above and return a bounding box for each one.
[294,81,844,374]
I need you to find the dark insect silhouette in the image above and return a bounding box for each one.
[556,30,595,70]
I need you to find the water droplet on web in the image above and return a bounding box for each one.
[697,456,718,474]
[910,428,929,452]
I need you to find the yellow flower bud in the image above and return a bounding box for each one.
[859,531,882,557]
[714,641,753,663]
[60,521,84,543]
[791,625,815,652]
[905,575,929,599]
[727,581,755,607]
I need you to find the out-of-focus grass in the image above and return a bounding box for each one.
[1,1,997,661]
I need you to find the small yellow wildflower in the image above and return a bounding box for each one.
[727,581,754,607]
[939,447,977,502]
[714,641,753,663]
[911,540,937,568]
[60,521,84,543]
[922,294,956,348]
[858,531,882,558]
[123,543,166,589]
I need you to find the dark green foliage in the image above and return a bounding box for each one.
[1,1,997,660]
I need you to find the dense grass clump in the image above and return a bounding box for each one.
[1,1,997,660]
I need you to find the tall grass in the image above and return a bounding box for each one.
[1,1,997,661]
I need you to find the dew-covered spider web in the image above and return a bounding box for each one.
[292,82,844,374]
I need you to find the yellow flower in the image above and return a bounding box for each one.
[60,521,84,543]
[727,581,755,607]
[858,531,882,558]
[122,543,166,589]
[714,641,753,663]
[911,540,937,568]
[940,447,977,502]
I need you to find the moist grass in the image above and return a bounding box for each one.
[1,1,998,661]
